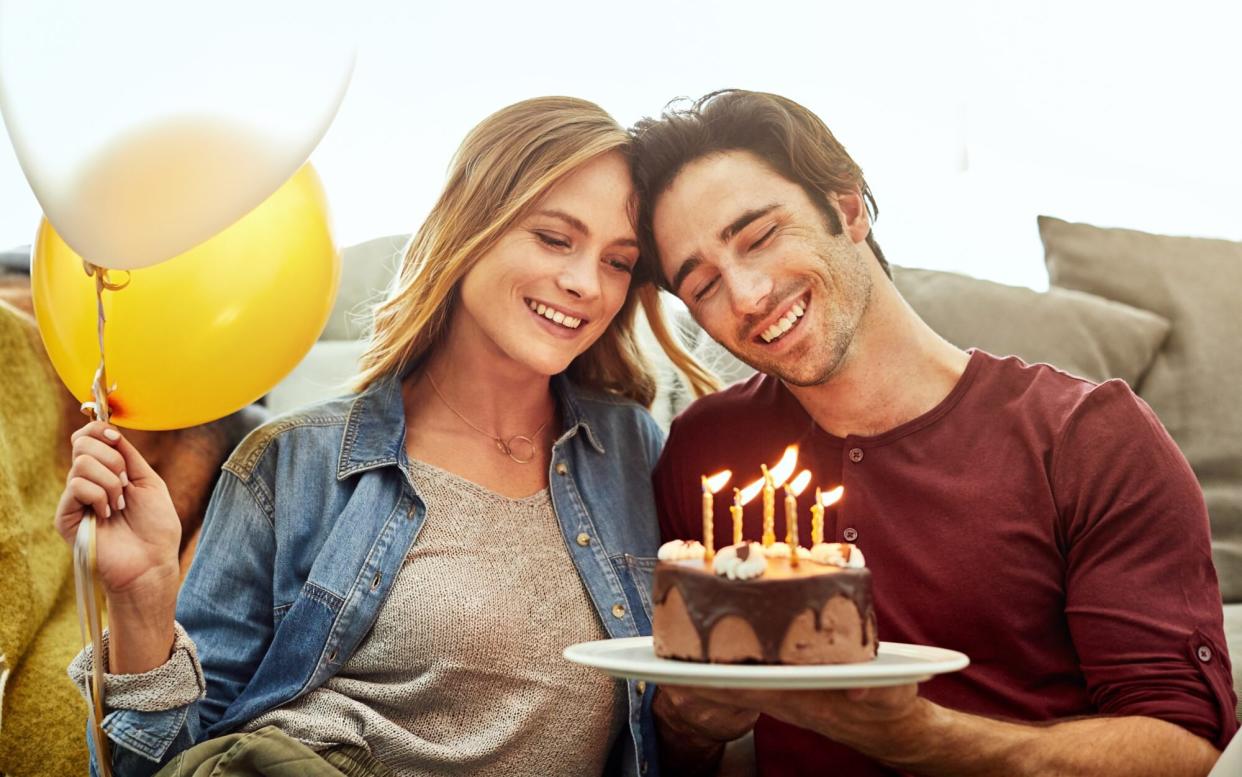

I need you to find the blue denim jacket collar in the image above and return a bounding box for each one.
[338,372,606,480]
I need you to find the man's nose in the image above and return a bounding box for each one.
[556,253,602,301]
[724,264,774,317]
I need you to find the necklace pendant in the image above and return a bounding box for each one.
[494,438,511,456]
[504,435,537,465]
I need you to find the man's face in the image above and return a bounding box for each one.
[652,150,873,386]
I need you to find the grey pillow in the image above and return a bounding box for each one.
[322,234,408,341]
[892,266,1171,386]
[688,264,1172,391]
[1039,215,1242,602]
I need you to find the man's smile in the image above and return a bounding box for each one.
[753,291,810,345]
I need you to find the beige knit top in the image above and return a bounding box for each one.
[69,459,625,776]
[241,459,625,775]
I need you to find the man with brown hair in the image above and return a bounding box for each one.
[632,90,1235,776]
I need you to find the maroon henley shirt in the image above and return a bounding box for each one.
[653,350,1237,776]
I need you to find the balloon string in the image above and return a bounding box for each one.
[74,260,115,776]
[79,261,126,423]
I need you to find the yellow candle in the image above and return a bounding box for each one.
[701,475,714,562]
[784,484,799,567]
[811,487,825,545]
[761,464,775,547]
[731,488,743,546]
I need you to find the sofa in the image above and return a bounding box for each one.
[1,213,1237,775]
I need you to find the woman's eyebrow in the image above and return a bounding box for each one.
[534,209,590,235]
[535,208,637,248]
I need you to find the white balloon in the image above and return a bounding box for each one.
[0,1,355,270]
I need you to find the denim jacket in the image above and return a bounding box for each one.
[92,372,665,777]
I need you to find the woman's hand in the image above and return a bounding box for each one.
[55,421,183,601]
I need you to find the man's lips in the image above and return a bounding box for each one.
[751,292,810,345]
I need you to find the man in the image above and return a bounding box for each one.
[631,90,1236,776]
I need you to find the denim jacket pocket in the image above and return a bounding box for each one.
[617,554,658,630]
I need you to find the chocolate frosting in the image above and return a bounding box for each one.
[653,561,874,663]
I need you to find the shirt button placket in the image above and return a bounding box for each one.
[843,446,864,542]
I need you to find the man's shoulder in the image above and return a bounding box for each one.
[974,350,1121,423]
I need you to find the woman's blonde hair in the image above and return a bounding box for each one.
[353,96,717,406]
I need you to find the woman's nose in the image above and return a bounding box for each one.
[556,254,602,301]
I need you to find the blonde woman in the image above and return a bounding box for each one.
[56,97,714,777]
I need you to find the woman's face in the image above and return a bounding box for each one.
[456,151,638,377]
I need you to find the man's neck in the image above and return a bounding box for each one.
[786,281,970,439]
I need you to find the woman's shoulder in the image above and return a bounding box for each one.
[223,393,357,482]
[561,381,664,454]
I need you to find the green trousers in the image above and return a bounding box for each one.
[152,726,394,777]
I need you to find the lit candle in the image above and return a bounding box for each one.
[731,489,743,546]
[701,470,732,562]
[759,446,799,548]
[817,485,844,544]
[761,465,776,547]
[735,477,764,546]
[786,470,812,567]
[811,488,825,545]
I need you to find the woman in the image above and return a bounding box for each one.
[56,96,715,777]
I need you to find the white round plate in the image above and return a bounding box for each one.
[563,637,969,689]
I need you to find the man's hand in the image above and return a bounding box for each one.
[656,684,761,742]
[683,682,926,759]
[672,684,1222,777]
[653,685,760,776]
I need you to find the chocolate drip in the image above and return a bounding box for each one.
[653,562,874,663]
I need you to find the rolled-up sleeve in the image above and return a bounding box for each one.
[68,621,205,712]
[1053,380,1237,747]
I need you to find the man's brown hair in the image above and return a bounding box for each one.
[630,89,889,288]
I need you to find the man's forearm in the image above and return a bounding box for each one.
[847,700,1220,777]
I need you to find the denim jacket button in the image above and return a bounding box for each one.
[576,532,591,546]
[635,680,647,695]
[555,462,569,476]
[611,603,626,619]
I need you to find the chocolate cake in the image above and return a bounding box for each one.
[652,540,877,665]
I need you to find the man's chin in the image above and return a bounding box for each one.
[728,343,836,387]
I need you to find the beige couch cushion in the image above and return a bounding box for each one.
[894,266,1170,385]
[1039,216,1242,602]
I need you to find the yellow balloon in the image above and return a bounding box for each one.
[32,164,341,430]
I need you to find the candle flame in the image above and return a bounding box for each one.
[819,485,844,507]
[769,445,798,488]
[789,469,812,497]
[738,477,765,505]
[704,470,732,493]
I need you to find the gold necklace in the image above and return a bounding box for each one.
[425,372,551,464]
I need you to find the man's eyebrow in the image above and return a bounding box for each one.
[719,203,780,244]
[669,204,780,294]
[671,255,702,295]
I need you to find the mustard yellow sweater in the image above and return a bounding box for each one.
[0,300,88,775]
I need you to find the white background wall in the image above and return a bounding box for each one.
[3,0,1239,290]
